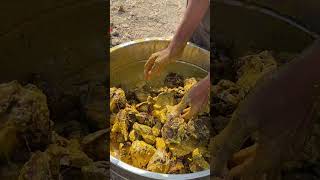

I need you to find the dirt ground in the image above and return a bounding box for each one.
[110,0,185,47]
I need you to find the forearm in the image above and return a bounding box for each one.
[289,40,320,84]
[203,73,210,88]
[248,40,320,117]
[168,0,209,54]
[196,73,210,93]
[275,40,320,96]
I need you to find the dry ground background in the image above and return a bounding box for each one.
[110,0,185,47]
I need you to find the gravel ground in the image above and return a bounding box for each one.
[110,0,185,47]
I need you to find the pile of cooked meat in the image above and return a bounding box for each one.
[110,73,211,174]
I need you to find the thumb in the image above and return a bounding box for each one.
[181,110,193,119]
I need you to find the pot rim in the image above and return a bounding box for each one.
[110,37,210,54]
[215,0,319,39]
[111,156,210,179]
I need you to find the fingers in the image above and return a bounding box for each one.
[149,58,167,78]
[144,53,158,80]
[227,144,258,179]
[178,92,192,108]
[149,60,161,78]
[228,156,255,178]
[182,107,191,114]
[181,107,195,119]
[211,115,250,177]
[231,144,257,166]
[228,157,266,180]
[181,96,206,119]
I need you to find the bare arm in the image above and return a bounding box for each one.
[144,0,209,79]
[168,0,210,56]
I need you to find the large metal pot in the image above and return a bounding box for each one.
[110,38,210,180]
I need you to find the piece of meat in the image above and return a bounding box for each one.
[20,135,93,180]
[184,77,198,92]
[110,87,127,113]
[119,142,132,164]
[164,73,184,88]
[129,141,156,168]
[0,81,52,161]
[135,102,152,113]
[133,122,156,145]
[168,159,186,174]
[161,117,186,144]
[152,122,162,137]
[189,148,210,172]
[161,117,199,157]
[153,91,176,110]
[18,151,53,180]
[155,138,166,150]
[111,109,130,143]
[235,51,277,98]
[135,112,155,127]
[186,116,211,145]
[129,130,141,142]
[152,108,168,124]
[212,80,241,116]
[135,89,150,103]
[147,149,171,173]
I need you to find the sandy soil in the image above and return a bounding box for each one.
[110,0,185,47]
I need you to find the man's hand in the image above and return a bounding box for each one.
[167,74,210,120]
[144,47,183,80]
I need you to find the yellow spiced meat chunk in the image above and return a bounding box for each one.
[184,77,197,92]
[110,87,127,113]
[189,148,209,173]
[129,140,156,168]
[155,138,166,150]
[168,159,186,174]
[119,142,132,164]
[133,122,156,145]
[147,149,171,173]
[111,109,129,143]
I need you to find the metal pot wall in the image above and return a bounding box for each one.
[213,0,318,57]
[110,37,210,88]
[237,0,320,34]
